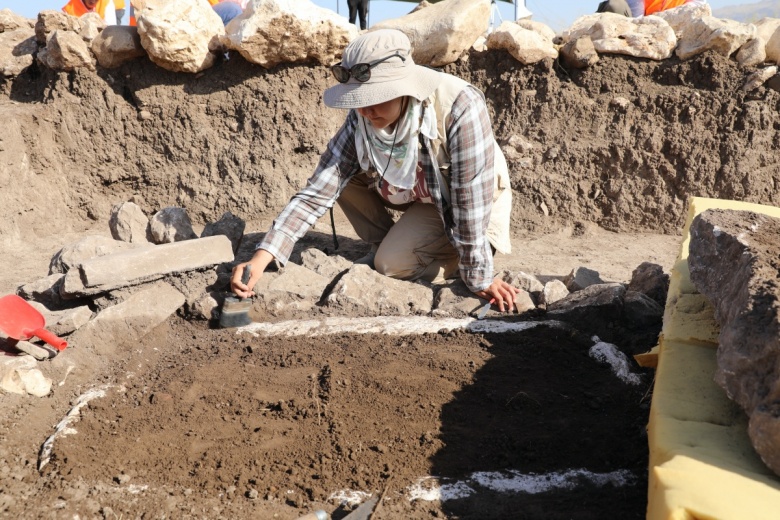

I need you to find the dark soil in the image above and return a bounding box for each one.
[33,317,652,519]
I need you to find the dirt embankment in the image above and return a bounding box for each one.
[1,49,779,248]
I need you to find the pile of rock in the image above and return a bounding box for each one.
[4,0,780,93]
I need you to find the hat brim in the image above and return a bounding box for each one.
[323,65,443,109]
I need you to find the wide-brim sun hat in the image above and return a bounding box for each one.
[323,29,443,109]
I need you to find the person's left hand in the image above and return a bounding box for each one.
[473,277,521,313]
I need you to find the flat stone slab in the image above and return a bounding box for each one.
[62,235,233,297]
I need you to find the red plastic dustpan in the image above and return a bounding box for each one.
[0,294,68,351]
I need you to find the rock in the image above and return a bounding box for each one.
[0,23,35,77]
[65,281,186,355]
[110,201,151,244]
[540,279,568,306]
[324,264,433,316]
[251,262,330,316]
[0,357,51,397]
[38,30,96,72]
[61,235,234,297]
[735,37,766,68]
[688,209,780,477]
[561,13,676,61]
[623,290,663,329]
[0,8,34,32]
[757,17,780,64]
[742,66,778,92]
[627,262,669,308]
[220,0,358,69]
[35,10,80,46]
[563,266,604,292]
[49,235,140,275]
[560,35,599,69]
[431,280,485,317]
[149,207,198,244]
[547,282,624,316]
[31,304,94,337]
[486,21,558,65]
[652,1,712,37]
[299,248,352,280]
[674,16,757,61]
[137,0,225,73]
[16,274,65,306]
[91,25,145,69]
[77,12,105,43]
[374,0,490,67]
[201,212,245,253]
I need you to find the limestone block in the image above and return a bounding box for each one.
[137,0,225,73]
[0,357,51,397]
[496,269,543,303]
[623,290,663,329]
[201,211,246,253]
[110,201,151,244]
[486,21,557,65]
[149,207,197,244]
[560,35,599,69]
[251,262,329,315]
[38,30,95,72]
[742,66,778,92]
[688,209,780,477]
[49,235,140,275]
[0,8,34,31]
[515,19,556,43]
[65,282,185,354]
[561,13,676,61]
[92,25,145,69]
[61,235,234,297]
[299,248,352,280]
[220,0,358,69]
[0,28,35,77]
[35,10,80,45]
[78,12,105,43]
[756,18,780,63]
[374,0,490,67]
[652,1,712,38]
[324,264,433,316]
[17,273,64,306]
[674,17,757,61]
[736,37,767,68]
[540,279,568,306]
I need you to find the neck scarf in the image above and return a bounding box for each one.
[355,97,437,190]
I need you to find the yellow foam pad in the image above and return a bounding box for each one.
[647,197,780,519]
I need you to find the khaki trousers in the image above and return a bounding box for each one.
[337,172,460,284]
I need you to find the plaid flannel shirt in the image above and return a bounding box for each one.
[258,85,496,292]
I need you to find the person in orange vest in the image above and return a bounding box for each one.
[600,0,707,17]
[62,0,118,24]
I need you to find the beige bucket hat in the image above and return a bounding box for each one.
[323,29,443,109]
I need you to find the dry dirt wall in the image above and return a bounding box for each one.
[1,49,779,244]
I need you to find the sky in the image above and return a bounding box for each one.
[0,0,763,33]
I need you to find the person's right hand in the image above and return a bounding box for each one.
[230,249,275,298]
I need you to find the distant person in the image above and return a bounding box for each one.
[620,0,708,17]
[62,0,118,24]
[211,0,247,25]
[115,0,125,24]
[596,0,632,17]
[348,0,369,31]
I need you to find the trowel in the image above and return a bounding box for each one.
[219,264,253,328]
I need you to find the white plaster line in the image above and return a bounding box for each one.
[239,317,568,337]
[589,336,643,385]
[38,384,112,471]
[407,468,637,502]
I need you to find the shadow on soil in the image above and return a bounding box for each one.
[431,323,652,520]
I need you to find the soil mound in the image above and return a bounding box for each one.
[1,49,778,246]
